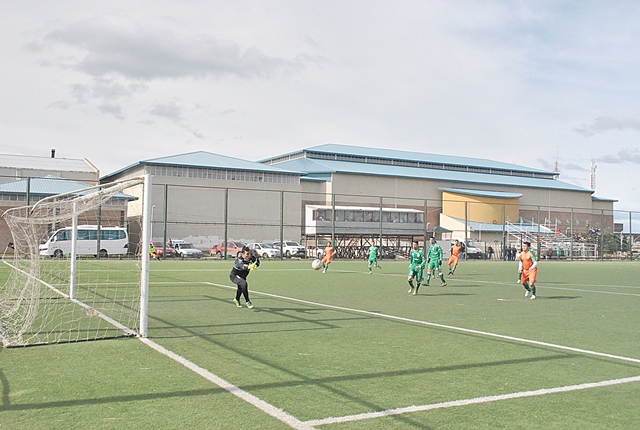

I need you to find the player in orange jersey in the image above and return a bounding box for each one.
[448,239,463,275]
[321,242,335,273]
[518,241,538,300]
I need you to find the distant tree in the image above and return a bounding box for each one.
[602,233,629,255]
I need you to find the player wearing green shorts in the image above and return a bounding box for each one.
[425,237,447,286]
[367,245,382,273]
[407,240,425,295]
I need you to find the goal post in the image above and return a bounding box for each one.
[0,175,151,347]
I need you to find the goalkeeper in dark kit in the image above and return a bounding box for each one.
[230,245,260,309]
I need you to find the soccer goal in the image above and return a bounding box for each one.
[0,175,152,347]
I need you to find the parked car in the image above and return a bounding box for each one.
[273,241,306,258]
[174,242,203,259]
[306,246,325,259]
[210,241,246,258]
[246,242,281,259]
[150,240,175,258]
[456,239,484,259]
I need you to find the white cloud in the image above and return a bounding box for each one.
[150,103,182,121]
[599,148,640,164]
[98,103,124,120]
[575,117,640,137]
[38,16,304,81]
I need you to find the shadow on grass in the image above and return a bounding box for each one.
[412,292,474,297]
[0,386,225,412]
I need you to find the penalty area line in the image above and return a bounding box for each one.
[138,337,316,430]
[305,375,640,426]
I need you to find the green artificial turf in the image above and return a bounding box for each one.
[1,258,639,429]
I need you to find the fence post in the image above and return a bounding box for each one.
[279,190,284,259]
[502,203,507,260]
[379,196,383,247]
[537,206,541,258]
[332,193,336,247]
[464,201,469,260]
[423,199,428,244]
[570,208,574,261]
[629,211,633,261]
[162,184,168,259]
[600,209,604,260]
[224,188,229,259]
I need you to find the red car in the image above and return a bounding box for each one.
[151,240,176,258]
[210,241,246,258]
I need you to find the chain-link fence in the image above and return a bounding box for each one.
[2,175,638,261]
[142,182,639,262]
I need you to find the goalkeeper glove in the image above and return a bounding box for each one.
[438,259,442,266]
[248,262,258,270]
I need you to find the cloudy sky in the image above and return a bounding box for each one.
[2,1,639,212]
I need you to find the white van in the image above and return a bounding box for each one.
[39,225,129,258]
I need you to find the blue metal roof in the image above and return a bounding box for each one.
[103,151,302,180]
[273,157,592,193]
[262,143,555,175]
[592,196,617,202]
[439,188,523,199]
[0,176,136,200]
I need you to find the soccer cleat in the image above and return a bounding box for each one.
[440,282,447,287]
[524,290,530,298]
[323,269,326,274]
[412,289,418,296]
[378,265,382,270]
[246,301,254,309]
[448,271,452,275]
[530,295,536,300]
[516,280,521,284]
[234,299,242,308]
[408,287,414,294]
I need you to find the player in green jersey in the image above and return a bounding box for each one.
[407,240,426,295]
[367,244,382,273]
[425,237,447,286]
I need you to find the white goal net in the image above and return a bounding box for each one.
[0,176,151,347]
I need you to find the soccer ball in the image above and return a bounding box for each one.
[311,259,323,270]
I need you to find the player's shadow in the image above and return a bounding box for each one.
[414,292,473,297]
[538,295,581,300]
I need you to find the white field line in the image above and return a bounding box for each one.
[539,285,640,297]
[138,337,316,430]
[205,280,640,426]
[129,277,640,429]
[305,375,640,427]
[471,279,640,297]
[205,282,640,365]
